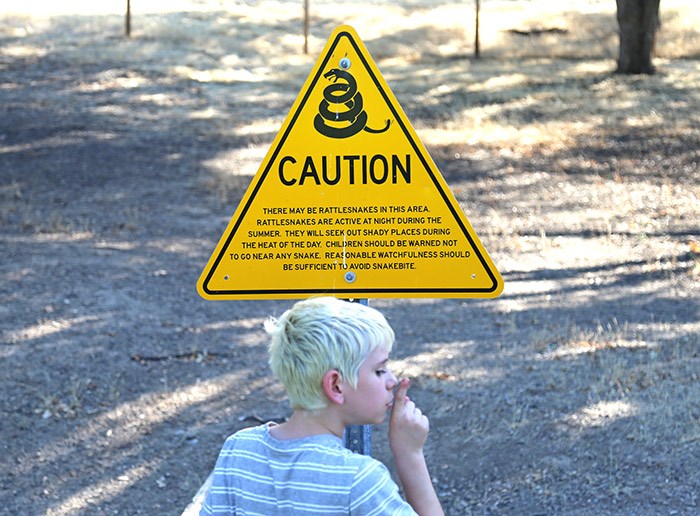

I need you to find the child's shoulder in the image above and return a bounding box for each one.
[225,423,268,441]
[224,425,383,469]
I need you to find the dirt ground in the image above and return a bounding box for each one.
[1,1,699,515]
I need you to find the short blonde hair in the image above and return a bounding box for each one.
[266,297,394,411]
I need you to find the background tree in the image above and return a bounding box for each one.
[616,0,661,74]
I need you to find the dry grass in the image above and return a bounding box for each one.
[3,1,698,175]
[3,1,700,61]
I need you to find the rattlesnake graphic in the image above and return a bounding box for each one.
[314,68,391,138]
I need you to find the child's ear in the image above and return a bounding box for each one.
[321,369,344,405]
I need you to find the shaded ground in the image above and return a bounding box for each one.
[1,2,699,514]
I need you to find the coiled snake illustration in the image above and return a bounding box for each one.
[314,69,391,139]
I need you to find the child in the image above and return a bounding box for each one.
[200,297,444,515]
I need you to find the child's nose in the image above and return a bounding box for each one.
[386,371,398,389]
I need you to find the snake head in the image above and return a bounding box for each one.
[323,69,342,82]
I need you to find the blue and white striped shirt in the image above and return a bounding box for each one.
[200,424,417,515]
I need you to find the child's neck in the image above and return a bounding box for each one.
[270,409,344,440]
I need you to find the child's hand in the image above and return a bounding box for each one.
[388,379,445,515]
[389,378,429,455]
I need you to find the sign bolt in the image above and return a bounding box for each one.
[339,57,351,70]
[344,271,356,283]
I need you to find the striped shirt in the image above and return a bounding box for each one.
[200,424,417,515]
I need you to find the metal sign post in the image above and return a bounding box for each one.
[343,422,372,455]
[342,298,372,455]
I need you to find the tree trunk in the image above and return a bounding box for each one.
[616,0,660,74]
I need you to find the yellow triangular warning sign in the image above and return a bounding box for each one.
[198,25,503,300]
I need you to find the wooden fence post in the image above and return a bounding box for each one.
[125,0,132,38]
